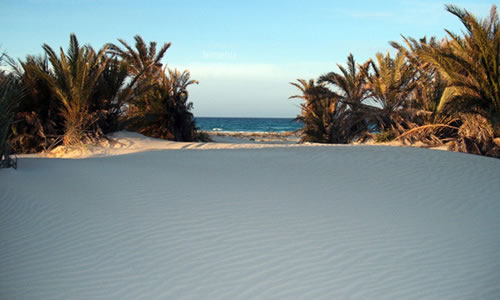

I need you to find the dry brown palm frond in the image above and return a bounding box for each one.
[448,114,500,157]
[393,112,460,146]
[457,113,494,143]
[395,123,459,146]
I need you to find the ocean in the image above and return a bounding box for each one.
[195,117,302,132]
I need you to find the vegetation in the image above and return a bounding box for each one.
[289,78,338,143]
[364,51,417,134]
[0,52,23,167]
[40,34,109,145]
[291,4,500,158]
[318,54,373,143]
[3,34,203,155]
[107,36,200,141]
[2,3,499,159]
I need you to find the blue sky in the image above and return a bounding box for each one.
[0,0,495,117]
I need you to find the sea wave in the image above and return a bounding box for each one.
[196,117,303,132]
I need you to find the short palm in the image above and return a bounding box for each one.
[365,51,416,132]
[39,34,109,145]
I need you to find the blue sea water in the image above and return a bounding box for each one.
[195,117,302,132]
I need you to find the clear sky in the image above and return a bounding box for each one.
[0,0,495,117]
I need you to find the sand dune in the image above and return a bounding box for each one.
[43,131,315,159]
[1,133,499,299]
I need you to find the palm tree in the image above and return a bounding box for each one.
[108,36,202,141]
[390,36,460,146]
[91,57,129,134]
[318,54,373,142]
[37,34,109,145]
[391,36,447,116]
[107,35,169,118]
[107,35,171,105]
[319,54,370,107]
[391,5,500,156]
[0,53,23,167]
[290,78,346,143]
[128,68,199,141]
[364,51,417,133]
[107,35,170,77]
[0,79,20,167]
[161,69,199,141]
[8,55,63,153]
[419,4,499,119]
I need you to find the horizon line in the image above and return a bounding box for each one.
[194,116,298,119]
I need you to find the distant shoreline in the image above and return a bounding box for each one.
[203,130,300,144]
[201,130,457,151]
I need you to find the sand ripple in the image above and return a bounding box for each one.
[1,146,500,299]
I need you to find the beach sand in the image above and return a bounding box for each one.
[205,131,300,144]
[1,131,499,299]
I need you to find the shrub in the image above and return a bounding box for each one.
[375,130,397,143]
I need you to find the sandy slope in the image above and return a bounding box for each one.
[1,134,500,299]
[41,131,320,159]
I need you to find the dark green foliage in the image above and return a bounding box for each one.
[421,5,499,116]
[0,53,23,167]
[91,57,129,134]
[293,4,500,157]
[363,51,417,133]
[318,54,373,142]
[108,35,201,141]
[39,34,110,145]
[391,36,447,119]
[107,35,171,79]
[126,68,199,141]
[375,130,397,143]
[7,35,127,152]
[9,55,64,153]
[291,55,374,144]
[290,79,341,143]
[393,4,500,157]
[6,33,201,154]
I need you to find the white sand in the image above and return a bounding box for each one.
[205,131,300,144]
[1,132,500,299]
[42,131,315,159]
